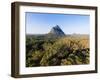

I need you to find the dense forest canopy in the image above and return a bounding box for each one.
[26,35,89,67]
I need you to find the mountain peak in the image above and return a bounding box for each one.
[54,25,60,29]
[49,25,65,37]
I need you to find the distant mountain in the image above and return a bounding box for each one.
[48,25,65,37]
[26,25,89,39]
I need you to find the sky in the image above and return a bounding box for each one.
[26,12,90,34]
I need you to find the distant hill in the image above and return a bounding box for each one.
[26,25,89,39]
[48,25,65,37]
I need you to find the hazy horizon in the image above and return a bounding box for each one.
[26,33,89,35]
[26,12,90,35]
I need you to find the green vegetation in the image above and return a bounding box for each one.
[26,35,89,67]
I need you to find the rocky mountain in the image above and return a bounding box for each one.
[48,25,65,37]
[27,25,66,39]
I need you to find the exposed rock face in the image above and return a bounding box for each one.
[49,25,65,37]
